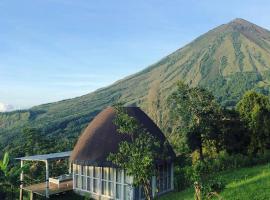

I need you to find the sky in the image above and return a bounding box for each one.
[0,0,270,111]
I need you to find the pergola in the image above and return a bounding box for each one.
[15,151,72,200]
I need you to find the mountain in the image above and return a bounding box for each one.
[1,18,270,152]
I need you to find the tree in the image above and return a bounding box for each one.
[168,81,222,160]
[236,91,270,154]
[20,127,52,156]
[107,104,161,200]
[219,110,250,155]
[21,127,42,156]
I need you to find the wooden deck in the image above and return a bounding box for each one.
[23,180,73,196]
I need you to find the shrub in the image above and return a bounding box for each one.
[174,165,194,191]
[173,151,270,192]
[202,176,225,195]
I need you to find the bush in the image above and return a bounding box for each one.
[174,166,194,191]
[210,151,270,171]
[202,176,225,195]
[173,151,270,192]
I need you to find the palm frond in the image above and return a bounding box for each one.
[3,152,9,169]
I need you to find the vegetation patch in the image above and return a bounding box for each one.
[160,164,270,200]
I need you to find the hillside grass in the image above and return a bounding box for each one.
[161,163,270,200]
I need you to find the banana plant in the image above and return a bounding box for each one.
[0,152,29,200]
[0,152,10,177]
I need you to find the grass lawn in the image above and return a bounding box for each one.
[160,163,270,200]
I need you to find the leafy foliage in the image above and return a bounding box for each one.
[107,104,161,200]
[168,82,222,160]
[219,110,250,155]
[236,91,270,154]
[0,152,29,200]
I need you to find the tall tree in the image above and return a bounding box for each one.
[219,110,250,155]
[236,91,270,154]
[168,81,222,160]
[107,104,161,200]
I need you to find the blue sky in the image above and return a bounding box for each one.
[0,0,270,110]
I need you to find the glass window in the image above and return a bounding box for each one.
[140,186,145,199]
[93,167,100,178]
[73,164,78,174]
[108,168,113,181]
[156,163,172,193]
[102,181,107,195]
[87,177,91,191]
[160,177,164,191]
[102,167,108,180]
[164,176,168,190]
[116,184,121,199]
[87,166,93,177]
[116,169,122,183]
[78,175,82,189]
[81,165,86,175]
[124,185,131,199]
[108,182,113,196]
[82,176,86,190]
[75,175,79,188]
[124,171,131,184]
[93,179,98,193]
[101,167,114,197]
[168,169,171,189]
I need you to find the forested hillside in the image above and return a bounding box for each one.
[1,18,270,154]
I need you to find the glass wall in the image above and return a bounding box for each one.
[156,163,172,194]
[93,166,99,193]
[101,167,114,196]
[73,164,132,200]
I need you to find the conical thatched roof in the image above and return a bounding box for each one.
[70,106,175,166]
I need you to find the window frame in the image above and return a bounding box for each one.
[73,165,133,199]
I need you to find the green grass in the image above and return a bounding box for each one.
[161,163,270,200]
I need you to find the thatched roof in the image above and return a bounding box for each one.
[70,106,175,167]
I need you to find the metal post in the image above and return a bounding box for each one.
[45,160,49,198]
[20,160,24,200]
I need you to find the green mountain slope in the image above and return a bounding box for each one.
[1,18,270,151]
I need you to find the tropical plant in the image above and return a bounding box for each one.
[0,152,28,200]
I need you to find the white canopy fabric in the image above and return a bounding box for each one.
[15,151,72,161]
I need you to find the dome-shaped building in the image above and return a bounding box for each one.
[70,106,175,200]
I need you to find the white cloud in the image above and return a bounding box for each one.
[0,102,14,112]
